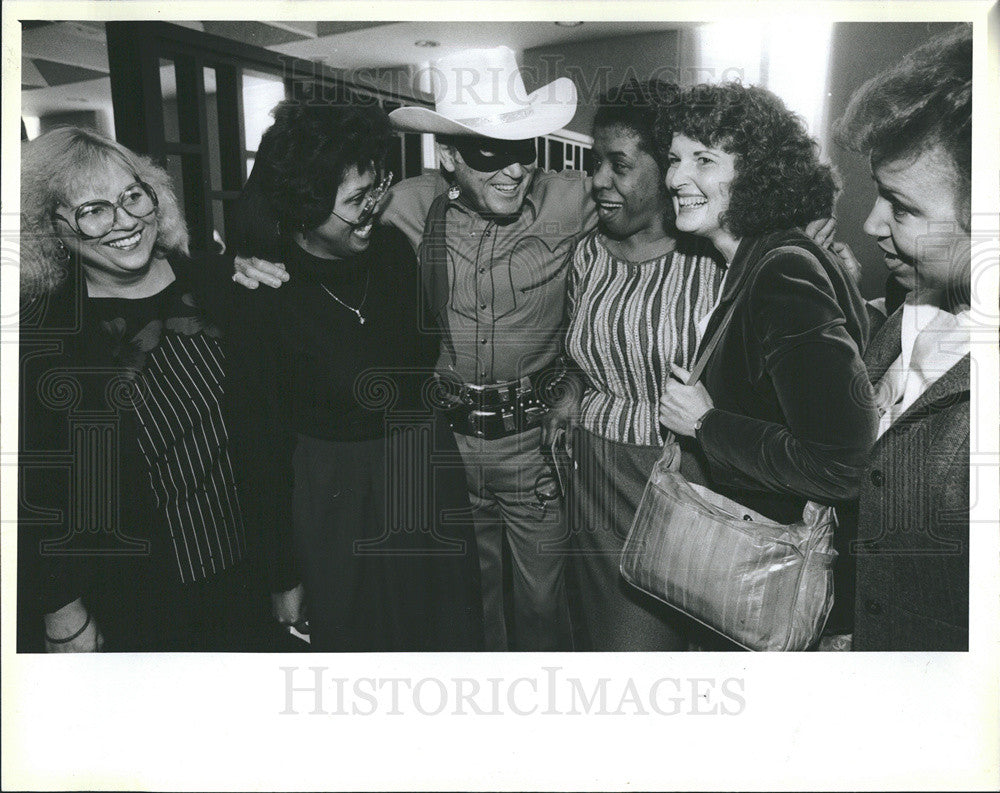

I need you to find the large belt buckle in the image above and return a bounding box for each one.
[463,380,495,407]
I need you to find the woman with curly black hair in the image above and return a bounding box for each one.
[656,83,879,639]
[227,99,482,651]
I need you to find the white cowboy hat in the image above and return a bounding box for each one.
[389,46,577,140]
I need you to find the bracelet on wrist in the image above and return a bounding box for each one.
[45,611,91,645]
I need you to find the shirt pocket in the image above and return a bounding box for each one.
[490,235,576,321]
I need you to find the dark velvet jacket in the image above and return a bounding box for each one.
[851,307,970,650]
[693,230,879,525]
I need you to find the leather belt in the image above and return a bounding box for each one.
[438,366,565,440]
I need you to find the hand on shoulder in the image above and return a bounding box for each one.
[233,256,289,290]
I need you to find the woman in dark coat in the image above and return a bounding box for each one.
[18,127,292,652]
[834,24,972,650]
[227,100,483,652]
[656,84,880,645]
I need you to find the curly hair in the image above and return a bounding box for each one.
[20,127,188,298]
[593,78,680,157]
[655,82,837,238]
[834,24,971,229]
[230,99,392,259]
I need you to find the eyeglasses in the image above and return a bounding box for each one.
[52,181,159,240]
[330,171,393,229]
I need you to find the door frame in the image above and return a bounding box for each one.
[106,21,430,251]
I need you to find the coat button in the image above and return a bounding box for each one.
[864,599,883,615]
[870,469,884,487]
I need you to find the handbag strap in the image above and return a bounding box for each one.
[686,289,742,386]
[657,244,763,471]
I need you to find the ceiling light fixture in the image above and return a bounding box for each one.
[554,22,584,27]
[415,40,440,47]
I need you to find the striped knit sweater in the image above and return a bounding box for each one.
[566,230,725,447]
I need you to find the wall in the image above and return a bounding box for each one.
[825,22,956,300]
[37,108,113,137]
[521,30,682,137]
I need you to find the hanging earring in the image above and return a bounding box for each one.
[448,185,461,201]
[55,239,71,264]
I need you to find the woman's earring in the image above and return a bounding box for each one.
[55,239,71,263]
[448,185,461,201]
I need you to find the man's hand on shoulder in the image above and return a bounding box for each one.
[233,256,290,289]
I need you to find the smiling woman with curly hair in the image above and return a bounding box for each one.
[19,127,188,298]
[654,83,879,646]
[658,82,838,238]
[227,100,484,652]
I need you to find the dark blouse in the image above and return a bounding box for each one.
[17,254,274,629]
[235,227,434,442]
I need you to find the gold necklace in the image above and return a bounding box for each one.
[319,267,371,325]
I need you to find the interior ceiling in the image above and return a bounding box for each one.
[21,19,690,114]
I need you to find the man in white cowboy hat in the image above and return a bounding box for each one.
[386,46,595,652]
[235,46,596,651]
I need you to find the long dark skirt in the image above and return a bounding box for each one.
[292,412,483,652]
[567,426,689,651]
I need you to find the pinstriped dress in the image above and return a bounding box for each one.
[94,281,248,586]
[65,270,268,650]
[565,230,724,650]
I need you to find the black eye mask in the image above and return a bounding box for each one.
[452,137,537,172]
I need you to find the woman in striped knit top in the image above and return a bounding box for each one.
[555,82,842,651]
[553,81,726,650]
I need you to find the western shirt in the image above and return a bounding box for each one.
[382,170,597,384]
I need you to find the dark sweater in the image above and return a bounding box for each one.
[225,225,437,556]
[230,225,434,440]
